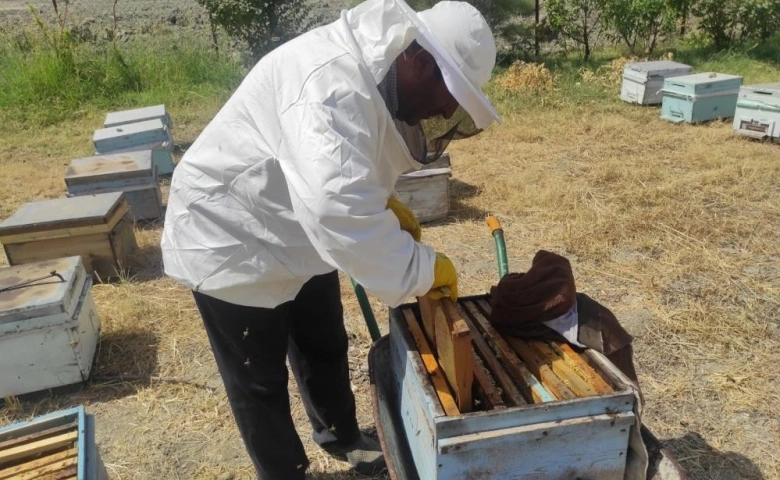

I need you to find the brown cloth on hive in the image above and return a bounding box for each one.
[488,250,639,383]
[489,250,577,339]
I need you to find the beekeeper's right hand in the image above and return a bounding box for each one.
[427,252,458,301]
[386,195,421,242]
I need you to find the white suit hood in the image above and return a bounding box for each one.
[161,0,496,308]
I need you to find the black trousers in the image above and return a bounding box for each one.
[193,272,360,480]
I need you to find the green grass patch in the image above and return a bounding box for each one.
[0,25,246,129]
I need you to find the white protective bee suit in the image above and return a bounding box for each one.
[161,0,500,309]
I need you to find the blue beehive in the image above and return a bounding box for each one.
[732,83,780,142]
[92,118,175,175]
[386,296,640,480]
[0,406,108,479]
[660,72,743,123]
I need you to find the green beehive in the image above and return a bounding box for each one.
[660,72,743,124]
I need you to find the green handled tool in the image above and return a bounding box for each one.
[351,278,381,342]
[487,215,509,279]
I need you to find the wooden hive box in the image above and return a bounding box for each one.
[0,405,108,479]
[732,82,780,142]
[93,118,175,175]
[387,294,639,480]
[0,192,137,280]
[395,153,452,224]
[0,257,100,397]
[620,60,692,105]
[660,72,743,124]
[65,150,163,221]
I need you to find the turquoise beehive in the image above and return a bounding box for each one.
[92,118,176,175]
[660,72,743,123]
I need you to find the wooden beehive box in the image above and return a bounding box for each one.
[0,257,100,397]
[395,153,452,223]
[388,294,639,480]
[0,192,137,280]
[620,60,692,105]
[65,150,163,221]
[732,82,780,142]
[93,118,175,175]
[660,72,743,123]
[0,405,108,479]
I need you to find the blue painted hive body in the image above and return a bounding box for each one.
[92,118,175,175]
[732,83,780,142]
[660,72,743,123]
[0,406,108,479]
[387,295,641,480]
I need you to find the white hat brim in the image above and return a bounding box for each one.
[396,0,502,129]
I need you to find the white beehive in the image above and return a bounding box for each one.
[621,61,693,105]
[732,83,780,142]
[395,152,452,223]
[0,257,100,398]
[104,104,172,130]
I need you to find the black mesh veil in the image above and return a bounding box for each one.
[394,106,482,165]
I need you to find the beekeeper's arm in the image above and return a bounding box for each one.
[276,68,441,307]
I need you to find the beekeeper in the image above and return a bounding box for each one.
[161,0,501,478]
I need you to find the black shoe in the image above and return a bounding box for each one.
[324,433,387,476]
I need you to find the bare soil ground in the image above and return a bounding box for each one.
[1,2,779,480]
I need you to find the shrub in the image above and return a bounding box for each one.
[545,0,605,60]
[196,0,323,63]
[602,0,676,54]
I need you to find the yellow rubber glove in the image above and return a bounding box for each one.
[427,252,458,301]
[386,195,421,242]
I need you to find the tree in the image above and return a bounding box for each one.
[406,0,536,63]
[666,0,695,35]
[602,0,675,54]
[196,0,323,63]
[406,0,534,32]
[545,0,605,60]
[691,0,739,50]
[736,0,780,42]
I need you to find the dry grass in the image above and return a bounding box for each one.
[495,61,556,93]
[579,55,642,87]
[1,65,779,480]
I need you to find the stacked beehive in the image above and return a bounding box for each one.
[94,104,176,176]
[0,104,175,283]
[0,105,173,402]
[389,294,638,479]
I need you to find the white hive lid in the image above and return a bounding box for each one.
[0,256,88,332]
